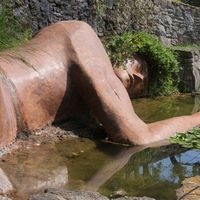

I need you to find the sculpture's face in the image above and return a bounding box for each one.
[114,55,148,98]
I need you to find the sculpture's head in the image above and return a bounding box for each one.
[114,55,148,98]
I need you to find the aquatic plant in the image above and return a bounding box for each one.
[170,128,200,149]
[105,31,179,96]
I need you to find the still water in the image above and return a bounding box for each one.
[0,94,200,199]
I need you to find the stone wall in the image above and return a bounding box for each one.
[177,48,200,92]
[1,0,90,34]
[131,0,200,46]
[2,0,200,46]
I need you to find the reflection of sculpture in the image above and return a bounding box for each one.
[0,20,200,149]
[95,145,200,199]
[0,143,68,199]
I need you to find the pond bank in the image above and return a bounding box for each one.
[0,121,156,200]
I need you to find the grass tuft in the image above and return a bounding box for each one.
[0,8,31,52]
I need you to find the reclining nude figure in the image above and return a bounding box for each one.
[0,20,200,149]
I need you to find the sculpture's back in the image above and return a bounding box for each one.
[0,21,89,148]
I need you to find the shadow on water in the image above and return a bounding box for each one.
[0,94,199,199]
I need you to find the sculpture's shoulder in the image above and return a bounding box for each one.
[56,20,91,29]
[59,20,96,38]
[33,20,94,42]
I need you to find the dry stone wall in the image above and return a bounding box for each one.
[2,0,90,34]
[132,0,200,46]
[2,0,200,46]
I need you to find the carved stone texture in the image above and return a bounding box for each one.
[114,55,148,98]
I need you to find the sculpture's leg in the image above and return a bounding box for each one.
[66,21,200,145]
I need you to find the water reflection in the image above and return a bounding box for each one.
[0,143,68,199]
[98,145,200,200]
[133,94,200,123]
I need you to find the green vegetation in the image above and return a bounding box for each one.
[91,0,106,19]
[0,8,31,51]
[171,44,200,50]
[171,0,181,2]
[105,32,179,96]
[170,128,200,149]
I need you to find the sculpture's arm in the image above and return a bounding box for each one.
[65,21,200,145]
[86,140,169,191]
[147,112,200,142]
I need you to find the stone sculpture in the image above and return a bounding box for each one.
[0,20,200,149]
[113,54,148,98]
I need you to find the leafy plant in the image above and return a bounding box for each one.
[105,32,179,96]
[0,8,31,51]
[105,32,134,66]
[170,128,200,149]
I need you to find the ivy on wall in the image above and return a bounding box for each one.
[105,32,179,96]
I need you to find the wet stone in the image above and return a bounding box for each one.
[0,196,12,200]
[0,168,13,193]
[28,188,109,200]
[28,188,155,200]
[176,176,200,200]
